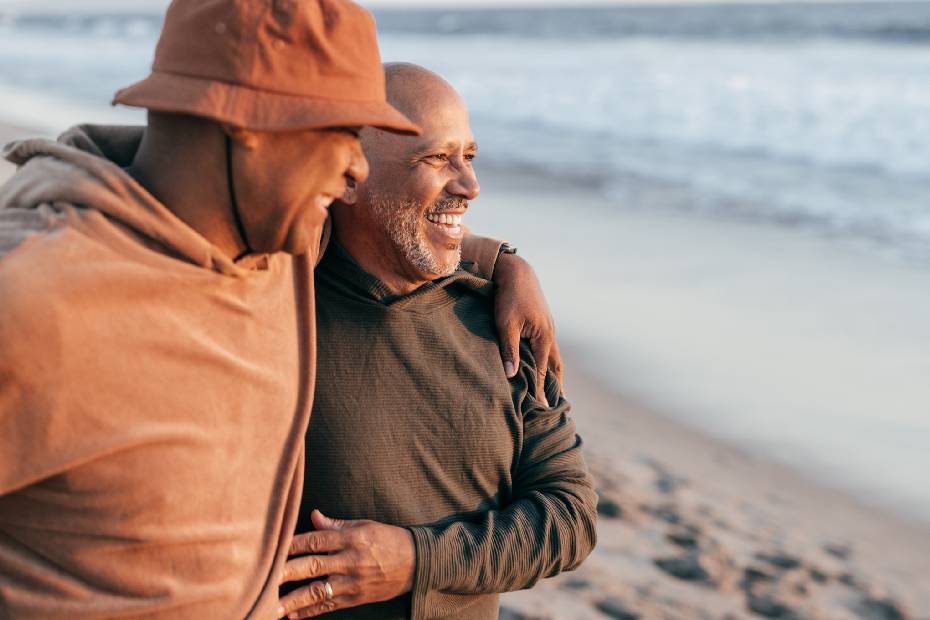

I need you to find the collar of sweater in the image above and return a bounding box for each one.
[319,240,493,309]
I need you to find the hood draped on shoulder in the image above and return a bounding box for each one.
[1,124,250,276]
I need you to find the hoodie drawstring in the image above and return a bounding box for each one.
[226,134,253,261]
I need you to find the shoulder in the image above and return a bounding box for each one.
[0,207,91,358]
[0,202,60,259]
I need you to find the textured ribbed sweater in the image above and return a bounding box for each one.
[297,243,598,620]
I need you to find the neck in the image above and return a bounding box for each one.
[126,115,247,259]
[331,202,432,296]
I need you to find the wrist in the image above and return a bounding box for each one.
[493,251,529,285]
[399,526,416,594]
[492,242,517,273]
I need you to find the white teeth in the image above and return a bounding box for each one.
[426,212,465,226]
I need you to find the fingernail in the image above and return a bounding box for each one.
[277,606,285,617]
[504,361,515,377]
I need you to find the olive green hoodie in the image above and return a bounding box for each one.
[0,125,317,619]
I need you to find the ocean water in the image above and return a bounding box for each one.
[1,2,930,518]
[1,2,929,262]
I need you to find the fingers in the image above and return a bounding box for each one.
[550,339,565,394]
[289,529,345,556]
[280,551,345,585]
[278,576,355,619]
[499,320,520,378]
[310,509,350,531]
[530,336,552,406]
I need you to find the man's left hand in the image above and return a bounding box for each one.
[278,510,415,619]
[493,252,563,405]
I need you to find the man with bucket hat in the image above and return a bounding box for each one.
[0,1,559,618]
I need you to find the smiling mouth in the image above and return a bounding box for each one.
[424,210,466,237]
[425,212,463,226]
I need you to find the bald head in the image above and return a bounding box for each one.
[361,63,469,156]
[383,62,466,128]
[332,62,479,293]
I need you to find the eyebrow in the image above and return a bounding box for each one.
[412,140,478,156]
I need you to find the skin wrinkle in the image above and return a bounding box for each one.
[367,193,466,277]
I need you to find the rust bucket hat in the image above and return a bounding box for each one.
[113,0,419,135]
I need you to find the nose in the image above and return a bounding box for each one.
[345,140,369,185]
[448,161,480,201]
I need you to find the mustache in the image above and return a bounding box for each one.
[430,197,469,213]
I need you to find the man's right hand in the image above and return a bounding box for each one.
[278,510,415,619]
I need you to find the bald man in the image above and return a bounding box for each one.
[277,64,597,620]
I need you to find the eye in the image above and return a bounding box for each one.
[428,153,448,162]
[464,153,476,162]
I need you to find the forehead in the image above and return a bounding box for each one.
[406,94,475,150]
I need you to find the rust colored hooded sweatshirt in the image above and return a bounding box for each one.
[0,125,317,619]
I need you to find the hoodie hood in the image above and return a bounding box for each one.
[0,124,250,276]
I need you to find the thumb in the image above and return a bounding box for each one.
[311,509,348,531]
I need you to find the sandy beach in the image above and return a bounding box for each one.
[469,168,930,620]
[3,121,928,619]
[499,356,930,620]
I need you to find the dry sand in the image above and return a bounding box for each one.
[3,122,927,619]
[469,166,930,619]
[500,355,930,620]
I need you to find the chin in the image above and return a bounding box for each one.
[282,213,329,256]
[278,228,314,257]
[434,253,462,277]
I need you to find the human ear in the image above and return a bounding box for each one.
[221,124,259,149]
[341,176,358,206]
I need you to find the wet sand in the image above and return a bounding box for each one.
[469,167,930,619]
[500,353,930,619]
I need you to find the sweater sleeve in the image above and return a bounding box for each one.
[407,344,598,608]
[459,233,505,280]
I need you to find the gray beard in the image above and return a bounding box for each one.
[367,193,462,278]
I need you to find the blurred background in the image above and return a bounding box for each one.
[1,1,928,617]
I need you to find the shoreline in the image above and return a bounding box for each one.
[469,164,930,617]
[471,162,930,525]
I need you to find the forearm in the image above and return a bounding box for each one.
[409,475,596,597]
[409,376,597,599]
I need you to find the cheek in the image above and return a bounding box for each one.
[307,137,362,186]
[405,174,445,207]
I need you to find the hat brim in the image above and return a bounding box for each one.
[113,71,421,136]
